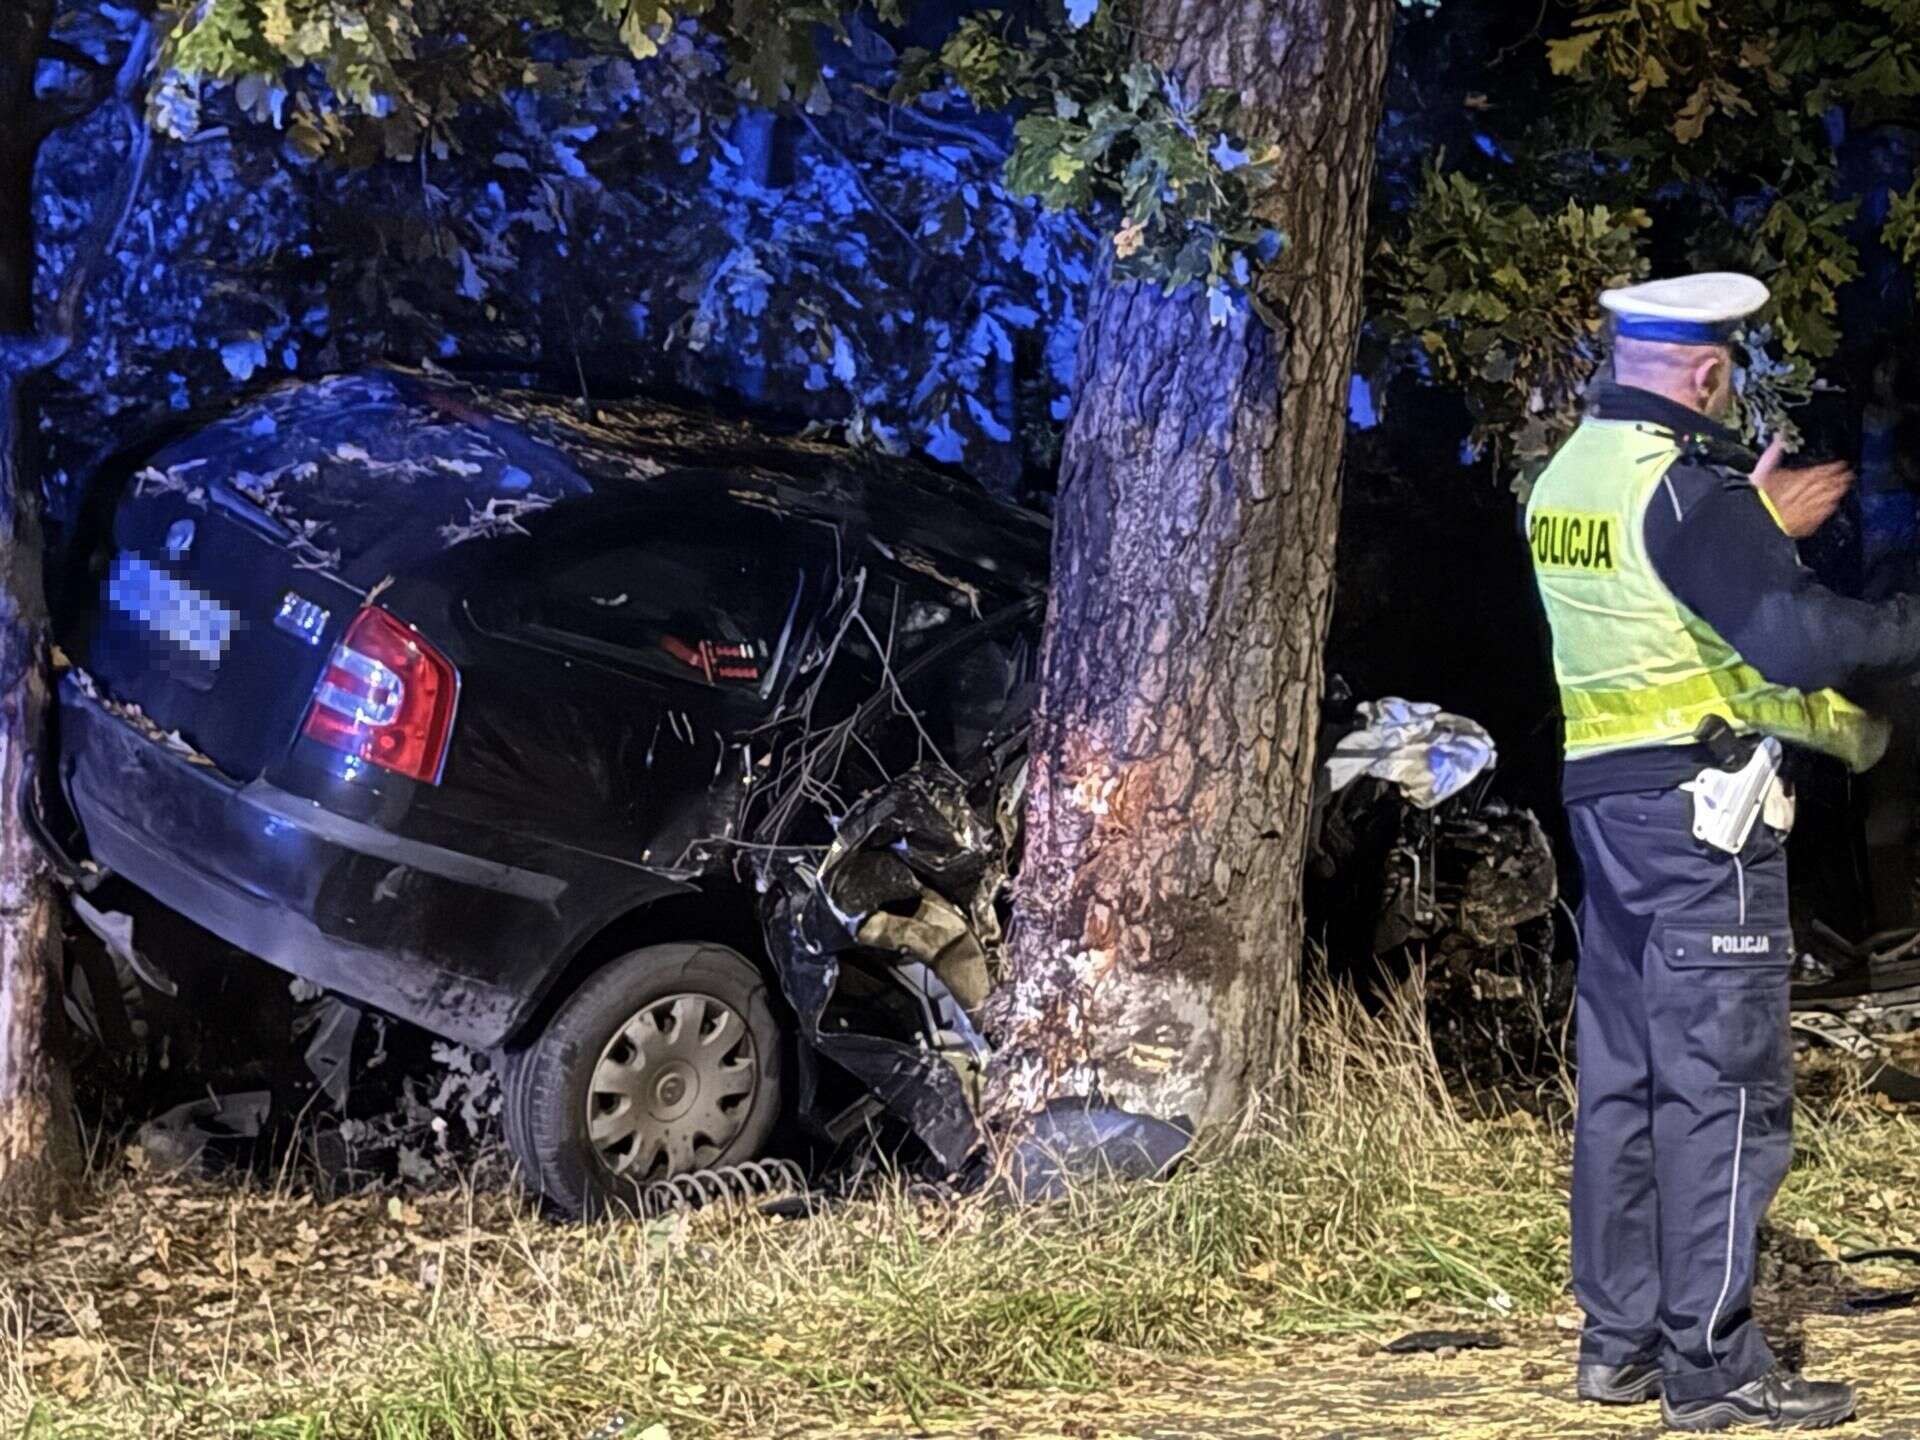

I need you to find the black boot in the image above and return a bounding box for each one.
[1661,1369,1857,1432]
[1577,1360,1663,1404]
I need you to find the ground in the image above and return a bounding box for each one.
[834,1311,1920,1439]
[4,989,1915,1439]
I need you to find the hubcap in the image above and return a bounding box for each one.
[586,992,760,1180]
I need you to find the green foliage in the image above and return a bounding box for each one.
[155,0,1279,316]
[1529,0,1894,361]
[1376,0,1920,477]
[904,6,1288,320]
[1374,164,1648,484]
[44,18,1091,489]
[1727,324,1819,454]
[1885,177,1920,267]
[156,0,847,130]
[1746,198,1860,358]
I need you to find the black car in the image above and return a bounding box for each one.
[52,366,1049,1214]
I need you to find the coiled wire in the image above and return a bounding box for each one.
[641,1157,809,1216]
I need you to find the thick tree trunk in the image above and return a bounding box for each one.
[989,0,1393,1127]
[0,0,81,1205]
[0,369,75,1206]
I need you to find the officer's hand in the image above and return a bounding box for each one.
[1753,435,1854,538]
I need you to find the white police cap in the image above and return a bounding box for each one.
[1600,272,1770,345]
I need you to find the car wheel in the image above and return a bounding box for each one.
[501,942,784,1219]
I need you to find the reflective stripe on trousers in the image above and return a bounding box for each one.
[1567,784,1794,1406]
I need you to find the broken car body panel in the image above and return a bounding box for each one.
[757,767,1013,1172]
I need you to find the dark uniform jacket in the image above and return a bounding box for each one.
[1558,382,1920,801]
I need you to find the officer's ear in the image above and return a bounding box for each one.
[1692,349,1734,416]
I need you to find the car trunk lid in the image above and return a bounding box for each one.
[77,371,590,780]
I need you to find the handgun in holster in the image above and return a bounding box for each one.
[1681,715,1787,854]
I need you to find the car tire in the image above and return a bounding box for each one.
[501,942,784,1219]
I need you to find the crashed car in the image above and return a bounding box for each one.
[48,365,1049,1215]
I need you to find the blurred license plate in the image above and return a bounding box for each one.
[107,553,236,666]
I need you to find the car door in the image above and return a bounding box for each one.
[459,490,837,869]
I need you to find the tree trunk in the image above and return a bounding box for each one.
[1,3,45,338]
[0,368,75,1206]
[0,0,81,1205]
[989,0,1393,1127]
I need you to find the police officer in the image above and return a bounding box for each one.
[1527,273,1920,1431]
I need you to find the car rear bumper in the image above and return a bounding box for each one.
[60,674,567,1047]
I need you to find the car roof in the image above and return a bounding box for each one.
[143,365,1051,601]
[392,366,1052,601]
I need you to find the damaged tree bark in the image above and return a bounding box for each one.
[990,0,1393,1128]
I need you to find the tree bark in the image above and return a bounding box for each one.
[1,5,46,336]
[989,0,1393,1127]
[0,0,81,1207]
[0,368,75,1206]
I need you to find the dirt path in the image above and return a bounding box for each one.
[833,1305,1920,1439]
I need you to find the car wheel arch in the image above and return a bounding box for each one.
[502,877,783,1051]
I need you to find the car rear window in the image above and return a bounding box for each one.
[529,541,804,690]
[473,511,828,701]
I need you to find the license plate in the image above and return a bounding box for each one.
[108,553,236,666]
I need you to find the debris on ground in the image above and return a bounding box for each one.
[69,894,177,998]
[1870,1062,1920,1102]
[1843,1248,1920,1267]
[56,880,509,1195]
[296,996,364,1111]
[1836,1289,1918,1315]
[996,1099,1193,1202]
[317,1040,504,1191]
[1790,930,1920,1095]
[1309,689,1565,1083]
[133,1090,271,1176]
[1831,1247,1920,1316]
[1382,1330,1507,1355]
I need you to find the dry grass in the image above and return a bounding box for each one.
[2,981,1915,1440]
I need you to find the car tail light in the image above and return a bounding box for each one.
[302,607,458,783]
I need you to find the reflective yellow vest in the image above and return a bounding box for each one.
[1527,417,1888,774]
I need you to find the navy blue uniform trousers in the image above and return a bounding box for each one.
[1568,784,1794,1404]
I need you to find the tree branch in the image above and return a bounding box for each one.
[0,335,66,376]
[30,6,160,141]
[29,67,115,140]
[882,103,1010,167]
[797,110,926,258]
[30,19,156,373]
[38,38,107,74]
